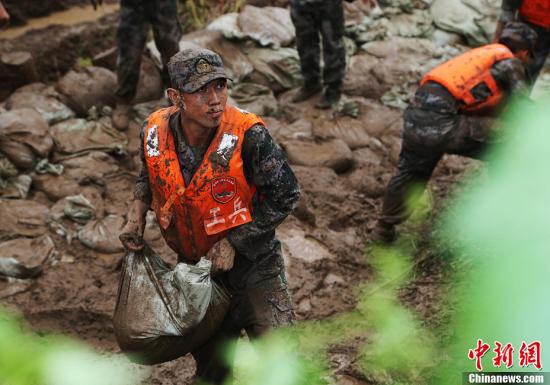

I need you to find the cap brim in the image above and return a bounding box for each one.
[179,71,232,93]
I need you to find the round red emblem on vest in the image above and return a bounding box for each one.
[211,177,236,204]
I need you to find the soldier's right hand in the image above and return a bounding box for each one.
[119,217,145,252]
[90,0,103,10]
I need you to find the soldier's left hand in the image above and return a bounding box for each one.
[90,0,103,10]
[205,238,235,275]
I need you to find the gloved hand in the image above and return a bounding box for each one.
[205,238,235,275]
[90,0,103,10]
[119,201,147,251]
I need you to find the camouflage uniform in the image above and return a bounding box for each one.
[135,114,299,384]
[289,0,347,92]
[499,0,550,83]
[115,0,181,102]
[375,58,530,241]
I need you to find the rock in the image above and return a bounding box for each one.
[238,6,295,48]
[5,83,76,124]
[77,214,125,253]
[0,108,53,169]
[56,66,117,116]
[245,47,302,93]
[0,199,49,240]
[49,117,127,155]
[0,235,56,278]
[342,54,386,99]
[230,83,279,117]
[283,139,353,173]
[133,56,163,104]
[179,30,253,82]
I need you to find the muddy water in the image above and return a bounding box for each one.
[0,3,119,40]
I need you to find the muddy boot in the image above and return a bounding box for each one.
[112,102,130,131]
[292,82,322,103]
[371,220,396,244]
[315,86,341,110]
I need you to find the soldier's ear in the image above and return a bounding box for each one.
[166,88,180,106]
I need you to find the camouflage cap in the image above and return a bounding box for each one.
[499,21,538,54]
[167,48,230,93]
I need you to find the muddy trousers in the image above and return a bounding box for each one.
[191,249,295,385]
[521,19,550,85]
[290,0,346,89]
[377,109,495,230]
[115,0,181,102]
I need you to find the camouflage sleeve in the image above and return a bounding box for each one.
[491,58,531,99]
[227,124,300,260]
[133,119,153,205]
[499,0,521,22]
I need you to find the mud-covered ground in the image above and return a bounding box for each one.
[1,1,547,384]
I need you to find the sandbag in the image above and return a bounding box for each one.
[246,47,302,93]
[0,108,54,170]
[56,66,116,116]
[5,83,75,124]
[49,117,127,155]
[113,246,230,365]
[77,215,125,253]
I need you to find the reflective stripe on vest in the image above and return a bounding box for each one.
[520,0,550,29]
[144,105,264,262]
[420,44,514,112]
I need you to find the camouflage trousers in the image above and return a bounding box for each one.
[191,243,295,385]
[378,107,495,228]
[115,0,181,102]
[290,0,346,88]
[521,18,550,85]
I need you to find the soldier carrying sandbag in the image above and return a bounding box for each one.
[119,47,300,385]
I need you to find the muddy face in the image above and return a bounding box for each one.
[181,79,228,130]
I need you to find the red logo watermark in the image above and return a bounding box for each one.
[468,340,542,371]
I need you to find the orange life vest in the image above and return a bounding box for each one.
[143,105,264,262]
[519,0,550,29]
[420,44,515,112]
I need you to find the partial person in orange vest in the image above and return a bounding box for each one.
[0,1,10,28]
[371,22,537,244]
[119,48,300,384]
[493,0,550,85]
